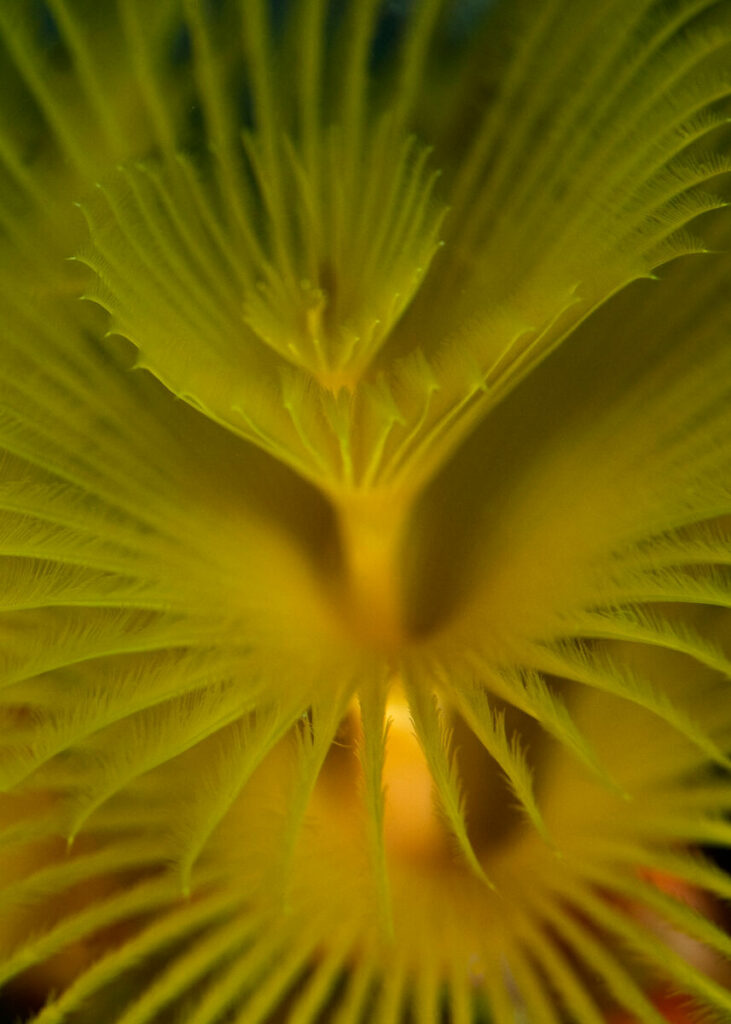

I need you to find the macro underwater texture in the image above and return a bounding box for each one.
[0,0,731,1021]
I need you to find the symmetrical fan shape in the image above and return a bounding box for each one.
[0,1,729,1022]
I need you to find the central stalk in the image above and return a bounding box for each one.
[336,491,412,651]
